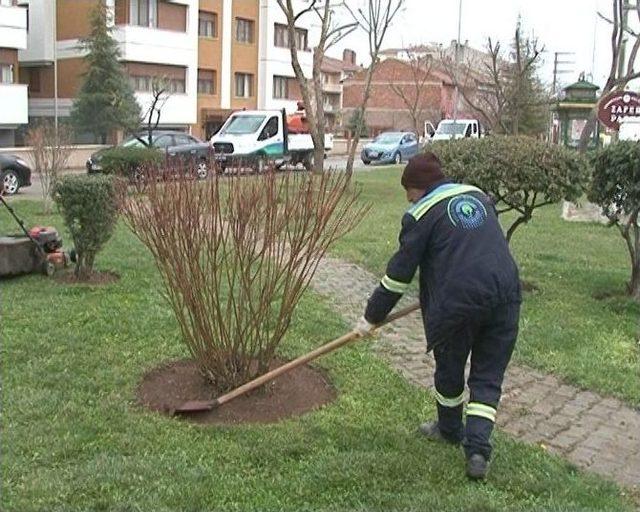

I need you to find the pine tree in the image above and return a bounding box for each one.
[71,1,140,144]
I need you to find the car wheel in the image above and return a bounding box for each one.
[196,160,209,180]
[394,152,402,165]
[362,160,371,165]
[2,169,20,196]
[303,153,314,172]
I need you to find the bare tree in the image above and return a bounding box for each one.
[276,0,357,173]
[120,167,368,391]
[26,120,74,214]
[344,0,404,178]
[443,23,546,136]
[139,77,171,148]
[388,49,434,136]
[579,0,640,151]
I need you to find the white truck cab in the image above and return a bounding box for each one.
[210,109,333,170]
[431,119,482,141]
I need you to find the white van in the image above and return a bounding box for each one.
[431,119,482,141]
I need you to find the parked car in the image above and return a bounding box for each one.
[1,154,32,196]
[87,130,212,178]
[361,132,419,165]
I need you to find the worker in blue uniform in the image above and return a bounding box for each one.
[355,152,521,480]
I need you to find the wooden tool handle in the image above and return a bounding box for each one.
[214,302,421,407]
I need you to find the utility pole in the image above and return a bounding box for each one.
[53,0,58,136]
[552,51,575,97]
[453,0,462,122]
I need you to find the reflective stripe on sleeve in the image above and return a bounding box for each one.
[380,275,409,294]
[466,402,497,422]
[434,389,465,408]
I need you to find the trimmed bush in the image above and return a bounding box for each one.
[100,146,162,177]
[54,175,119,280]
[589,142,640,300]
[431,136,589,241]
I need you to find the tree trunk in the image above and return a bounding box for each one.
[630,257,640,300]
[313,144,325,174]
[505,214,529,244]
[578,114,598,153]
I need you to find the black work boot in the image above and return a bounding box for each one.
[418,421,461,445]
[466,453,488,480]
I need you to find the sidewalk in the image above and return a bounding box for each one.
[310,255,640,490]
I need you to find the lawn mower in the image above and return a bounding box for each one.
[0,195,72,278]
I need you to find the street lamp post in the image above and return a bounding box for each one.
[453,0,462,122]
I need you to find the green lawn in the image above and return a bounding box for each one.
[333,168,640,406]
[1,200,635,511]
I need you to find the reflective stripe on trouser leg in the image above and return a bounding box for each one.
[434,388,465,408]
[466,402,497,422]
[434,388,465,443]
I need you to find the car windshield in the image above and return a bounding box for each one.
[437,122,466,135]
[221,115,266,135]
[374,133,402,144]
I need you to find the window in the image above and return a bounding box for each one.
[197,69,216,95]
[174,134,194,146]
[235,73,253,98]
[130,0,157,28]
[28,69,40,92]
[259,116,279,141]
[129,75,185,94]
[274,23,288,47]
[198,11,218,38]
[295,28,308,50]
[273,75,288,100]
[154,135,174,148]
[0,64,13,84]
[236,18,254,44]
[274,23,307,50]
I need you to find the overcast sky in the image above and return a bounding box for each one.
[323,0,632,91]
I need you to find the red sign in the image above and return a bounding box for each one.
[598,91,640,130]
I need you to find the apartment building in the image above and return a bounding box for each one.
[257,0,312,113]
[0,0,28,146]
[2,0,317,144]
[321,49,360,132]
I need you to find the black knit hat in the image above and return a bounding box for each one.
[401,152,445,190]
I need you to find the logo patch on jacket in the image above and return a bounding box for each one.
[447,195,487,229]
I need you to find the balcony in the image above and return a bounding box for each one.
[113,25,196,67]
[135,91,197,125]
[0,5,27,50]
[0,84,28,127]
[322,82,342,94]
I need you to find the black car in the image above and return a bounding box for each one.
[86,130,212,178]
[1,154,32,196]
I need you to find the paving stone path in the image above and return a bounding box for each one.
[310,256,640,490]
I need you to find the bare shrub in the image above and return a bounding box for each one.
[27,121,74,214]
[120,165,368,391]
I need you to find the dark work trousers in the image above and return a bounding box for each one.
[431,301,520,460]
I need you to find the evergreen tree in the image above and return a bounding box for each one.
[505,22,549,136]
[71,1,140,144]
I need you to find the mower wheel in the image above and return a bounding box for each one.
[41,260,55,277]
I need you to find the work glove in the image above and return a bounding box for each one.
[354,316,376,337]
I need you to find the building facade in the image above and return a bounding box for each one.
[321,49,360,132]
[0,0,28,146]
[257,0,311,113]
[0,0,317,146]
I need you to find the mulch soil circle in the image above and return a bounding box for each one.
[137,358,337,425]
[54,270,120,285]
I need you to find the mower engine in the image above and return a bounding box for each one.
[28,226,69,272]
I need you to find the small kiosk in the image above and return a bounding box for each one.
[551,78,600,149]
